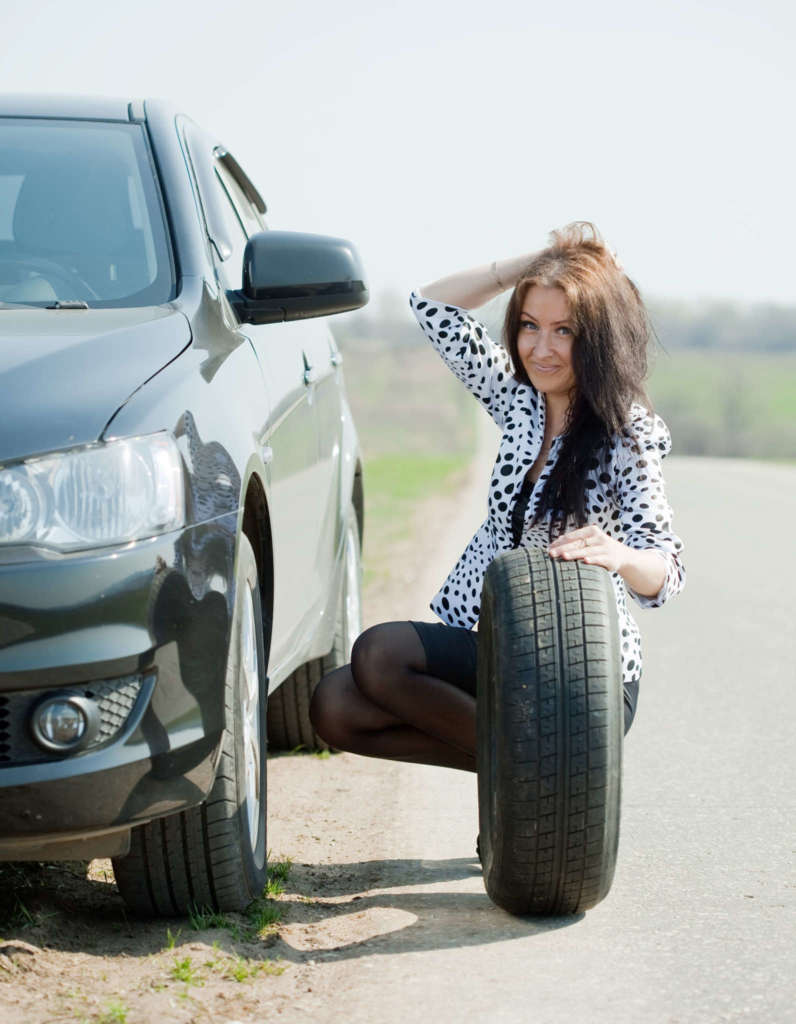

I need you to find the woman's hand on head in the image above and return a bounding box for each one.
[548,525,627,573]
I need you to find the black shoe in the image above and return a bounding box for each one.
[476,834,482,864]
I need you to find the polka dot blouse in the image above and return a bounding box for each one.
[409,289,686,686]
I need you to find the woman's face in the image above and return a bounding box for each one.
[517,284,576,400]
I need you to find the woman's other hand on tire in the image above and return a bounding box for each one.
[548,525,667,598]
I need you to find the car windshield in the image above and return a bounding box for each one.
[0,118,174,308]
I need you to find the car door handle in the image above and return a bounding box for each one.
[330,351,343,367]
[303,364,319,386]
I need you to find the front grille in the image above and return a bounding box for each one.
[0,673,149,767]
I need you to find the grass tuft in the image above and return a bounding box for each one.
[246,899,282,938]
[188,904,234,931]
[268,856,292,883]
[203,951,286,982]
[170,955,202,986]
[95,1000,129,1024]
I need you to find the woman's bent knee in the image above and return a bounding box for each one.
[350,624,390,684]
[309,669,344,741]
[350,621,423,705]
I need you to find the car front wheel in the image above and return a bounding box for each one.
[113,532,268,916]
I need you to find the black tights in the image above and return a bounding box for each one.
[310,619,637,771]
[309,622,477,772]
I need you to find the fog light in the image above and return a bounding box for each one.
[30,694,100,753]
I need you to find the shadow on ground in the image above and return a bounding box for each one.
[270,857,582,962]
[0,855,582,969]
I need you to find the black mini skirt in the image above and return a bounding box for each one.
[409,619,639,735]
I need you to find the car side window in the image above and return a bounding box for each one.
[215,160,264,237]
[209,179,249,295]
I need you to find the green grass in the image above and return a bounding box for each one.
[648,349,796,458]
[188,905,234,931]
[94,1002,129,1024]
[361,452,470,588]
[339,338,478,593]
[340,341,477,461]
[268,856,292,881]
[202,950,285,982]
[364,452,472,502]
[247,898,282,937]
[285,743,333,758]
[170,955,202,985]
[179,859,290,945]
[266,856,292,893]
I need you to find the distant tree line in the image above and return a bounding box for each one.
[334,291,796,354]
[648,300,796,353]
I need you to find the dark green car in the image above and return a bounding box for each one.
[0,94,367,916]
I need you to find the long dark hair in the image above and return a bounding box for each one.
[502,222,653,537]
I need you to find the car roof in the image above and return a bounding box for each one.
[0,93,174,122]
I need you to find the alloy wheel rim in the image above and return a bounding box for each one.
[239,584,261,849]
[343,521,362,660]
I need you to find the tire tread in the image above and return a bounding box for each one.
[477,548,623,916]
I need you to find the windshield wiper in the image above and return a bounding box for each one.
[0,299,91,310]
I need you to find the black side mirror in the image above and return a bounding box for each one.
[228,230,368,325]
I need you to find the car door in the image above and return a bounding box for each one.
[213,159,344,624]
[179,120,325,676]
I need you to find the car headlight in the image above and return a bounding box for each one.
[0,433,185,551]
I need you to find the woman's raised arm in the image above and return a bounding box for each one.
[420,253,537,309]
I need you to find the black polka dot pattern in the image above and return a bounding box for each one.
[409,289,686,685]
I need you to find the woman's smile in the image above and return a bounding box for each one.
[517,284,576,399]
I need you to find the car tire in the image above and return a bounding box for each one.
[476,546,623,916]
[267,504,362,752]
[112,532,268,916]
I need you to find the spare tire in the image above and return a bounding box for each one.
[476,546,623,916]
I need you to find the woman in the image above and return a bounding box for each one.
[310,222,685,773]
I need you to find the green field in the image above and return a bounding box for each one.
[338,339,477,588]
[648,349,796,459]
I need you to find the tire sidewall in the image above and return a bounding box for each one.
[341,506,362,662]
[229,533,268,890]
[476,576,500,876]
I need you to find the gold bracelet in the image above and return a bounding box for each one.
[491,260,506,291]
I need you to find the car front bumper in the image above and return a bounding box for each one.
[0,512,238,856]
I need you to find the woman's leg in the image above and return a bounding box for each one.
[309,621,476,772]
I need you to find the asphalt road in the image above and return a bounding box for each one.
[268,410,795,1024]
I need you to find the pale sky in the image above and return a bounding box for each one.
[0,0,793,305]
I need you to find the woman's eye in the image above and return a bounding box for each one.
[520,320,537,330]
[557,326,572,335]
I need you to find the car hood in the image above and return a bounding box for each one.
[0,306,191,464]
